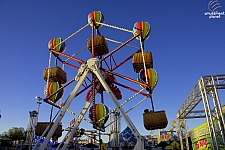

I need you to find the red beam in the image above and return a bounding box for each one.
[113,81,149,97]
[101,68,148,88]
[50,50,85,65]
[92,22,95,58]
[101,33,140,61]
[111,49,141,71]
[44,77,76,101]
[44,83,92,108]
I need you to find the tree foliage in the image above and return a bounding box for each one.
[7,127,26,142]
[0,131,8,137]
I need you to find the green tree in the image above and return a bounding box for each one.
[7,127,26,142]
[0,131,8,137]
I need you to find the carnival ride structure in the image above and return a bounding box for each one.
[32,11,168,150]
[176,74,225,150]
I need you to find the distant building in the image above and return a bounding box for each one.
[143,134,158,146]
[0,137,13,148]
[158,131,178,143]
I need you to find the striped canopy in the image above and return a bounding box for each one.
[88,11,104,28]
[45,81,63,103]
[48,37,66,53]
[133,21,151,41]
[89,103,109,128]
[138,68,158,92]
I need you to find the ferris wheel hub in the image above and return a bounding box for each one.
[87,58,100,71]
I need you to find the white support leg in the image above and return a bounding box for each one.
[90,58,144,150]
[56,130,70,150]
[61,66,108,150]
[38,65,89,150]
[38,58,144,150]
[61,82,105,150]
[61,100,92,150]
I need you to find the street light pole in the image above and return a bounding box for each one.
[35,96,42,122]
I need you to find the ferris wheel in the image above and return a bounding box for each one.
[33,11,168,150]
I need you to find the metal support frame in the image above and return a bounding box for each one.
[56,82,100,150]
[36,58,144,150]
[184,110,206,119]
[60,91,98,149]
[26,111,38,149]
[177,119,188,150]
[176,74,225,150]
[110,109,121,148]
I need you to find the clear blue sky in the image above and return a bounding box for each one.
[0,0,225,142]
